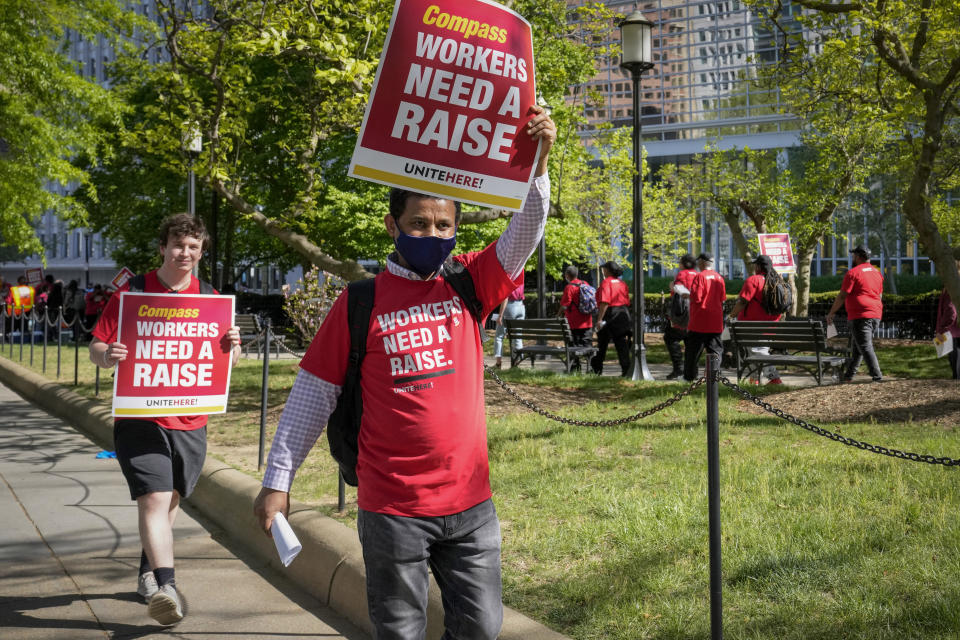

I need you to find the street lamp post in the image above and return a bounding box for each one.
[619,11,655,382]
[184,125,202,218]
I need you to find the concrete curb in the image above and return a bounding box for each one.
[0,356,569,640]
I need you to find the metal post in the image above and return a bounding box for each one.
[537,237,547,318]
[338,473,346,512]
[19,311,25,361]
[258,318,271,472]
[42,310,47,373]
[628,67,653,381]
[188,159,196,218]
[95,363,100,396]
[74,317,80,386]
[29,310,35,366]
[56,312,62,379]
[705,351,723,640]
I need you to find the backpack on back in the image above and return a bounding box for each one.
[667,291,690,327]
[326,259,486,487]
[761,272,793,316]
[576,282,597,314]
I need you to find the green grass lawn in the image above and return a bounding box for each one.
[5,340,959,639]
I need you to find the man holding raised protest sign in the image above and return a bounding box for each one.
[89,213,240,626]
[254,1,555,637]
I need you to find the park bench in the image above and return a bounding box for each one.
[236,313,263,356]
[504,317,597,373]
[729,318,847,386]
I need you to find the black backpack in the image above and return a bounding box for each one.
[128,274,215,295]
[761,272,793,315]
[667,291,689,327]
[327,259,486,486]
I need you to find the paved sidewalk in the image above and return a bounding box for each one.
[0,381,365,640]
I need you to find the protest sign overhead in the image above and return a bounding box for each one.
[25,267,43,286]
[349,0,538,210]
[758,233,796,274]
[112,292,235,418]
[110,267,136,290]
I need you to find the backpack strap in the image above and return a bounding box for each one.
[441,258,488,343]
[346,278,376,373]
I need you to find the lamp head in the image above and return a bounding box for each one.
[619,11,654,74]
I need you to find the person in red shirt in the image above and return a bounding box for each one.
[684,253,727,381]
[590,260,632,377]
[254,105,556,640]
[727,255,784,385]
[826,246,884,382]
[89,213,241,625]
[665,254,697,379]
[559,265,594,342]
[493,280,526,368]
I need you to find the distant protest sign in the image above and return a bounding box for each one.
[25,267,43,286]
[349,0,538,210]
[112,292,234,418]
[110,267,136,290]
[758,233,796,274]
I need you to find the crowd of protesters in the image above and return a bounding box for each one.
[1,273,116,340]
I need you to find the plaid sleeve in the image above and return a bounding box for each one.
[262,369,341,492]
[495,174,550,280]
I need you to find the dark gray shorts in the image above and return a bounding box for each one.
[114,420,207,500]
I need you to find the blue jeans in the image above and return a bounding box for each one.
[493,300,525,358]
[358,499,503,640]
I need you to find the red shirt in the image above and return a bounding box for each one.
[560,279,593,329]
[597,277,630,307]
[300,243,519,517]
[842,263,883,319]
[93,271,214,431]
[671,269,698,328]
[737,274,781,321]
[688,269,726,333]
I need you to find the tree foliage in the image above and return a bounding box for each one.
[0,0,136,256]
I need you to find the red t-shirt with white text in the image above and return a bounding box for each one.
[688,269,726,333]
[560,279,593,329]
[842,263,884,319]
[597,277,630,307]
[300,244,519,517]
[93,271,214,431]
[737,274,781,321]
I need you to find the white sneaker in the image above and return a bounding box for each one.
[148,584,184,625]
[136,572,158,601]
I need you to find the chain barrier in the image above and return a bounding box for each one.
[718,374,960,467]
[483,365,705,427]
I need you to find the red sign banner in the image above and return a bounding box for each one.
[110,267,136,290]
[24,267,43,286]
[112,292,235,417]
[757,233,796,274]
[349,0,538,210]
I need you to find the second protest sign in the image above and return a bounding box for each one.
[113,292,235,417]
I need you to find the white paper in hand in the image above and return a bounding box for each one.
[934,332,953,358]
[271,512,302,567]
[826,323,838,339]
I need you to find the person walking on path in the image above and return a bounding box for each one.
[559,265,594,370]
[493,280,526,369]
[254,106,556,640]
[590,261,632,377]
[727,254,784,385]
[935,257,960,379]
[664,254,697,380]
[89,213,241,626]
[826,246,884,382]
[684,253,726,382]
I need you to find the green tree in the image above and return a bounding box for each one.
[749,0,960,310]
[0,0,136,256]
[101,0,616,283]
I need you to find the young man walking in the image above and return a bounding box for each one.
[826,246,884,382]
[684,253,726,381]
[254,106,556,640]
[89,214,241,625]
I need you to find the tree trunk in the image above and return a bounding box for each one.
[721,209,755,274]
[793,247,814,317]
